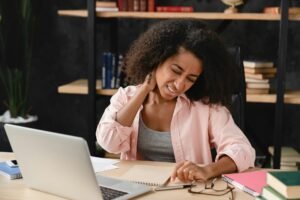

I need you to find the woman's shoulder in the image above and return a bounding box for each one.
[191,100,230,114]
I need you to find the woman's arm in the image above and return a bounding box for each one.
[171,156,237,182]
[116,73,156,126]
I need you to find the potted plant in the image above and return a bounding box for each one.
[0,0,37,151]
[0,0,37,123]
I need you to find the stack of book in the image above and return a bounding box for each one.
[243,60,276,94]
[268,146,300,171]
[256,171,300,200]
[96,1,119,12]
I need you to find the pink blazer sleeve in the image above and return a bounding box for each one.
[208,106,256,172]
[96,87,134,154]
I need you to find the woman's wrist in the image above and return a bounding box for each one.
[202,164,219,180]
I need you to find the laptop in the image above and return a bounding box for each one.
[4,124,151,200]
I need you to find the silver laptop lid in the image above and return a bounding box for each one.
[5,124,103,200]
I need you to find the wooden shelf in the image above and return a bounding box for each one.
[58,79,117,96]
[247,90,300,104]
[58,79,300,104]
[58,10,300,21]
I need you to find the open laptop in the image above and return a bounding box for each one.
[4,124,151,200]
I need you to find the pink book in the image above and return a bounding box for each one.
[222,170,267,197]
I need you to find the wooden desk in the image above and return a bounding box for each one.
[0,152,254,200]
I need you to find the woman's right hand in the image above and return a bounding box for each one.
[142,71,156,92]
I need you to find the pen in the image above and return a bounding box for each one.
[154,184,192,191]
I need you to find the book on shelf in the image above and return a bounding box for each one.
[280,165,300,171]
[139,0,147,11]
[261,186,287,200]
[148,0,155,11]
[117,0,128,11]
[96,7,119,11]
[101,52,124,89]
[156,6,194,12]
[133,0,139,11]
[246,88,269,94]
[127,0,135,11]
[246,78,270,83]
[244,67,277,74]
[280,161,300,167]
[243,60,274,68]
[268,146,300,157]
[245,72,275,80]
[267,171,300,199]
[0,162,22,180]
[280,156,300,163]
[222,170,267,197]
[268,146,300,169]
[246,82,270,89]
[96,1,119,11]
[96,1,117,8]
[263,6,300,14]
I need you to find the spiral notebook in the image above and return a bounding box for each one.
[119,165,174,186]
[119,165,190,187]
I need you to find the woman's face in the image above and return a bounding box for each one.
[155,48,203,100]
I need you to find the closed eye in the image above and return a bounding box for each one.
[172,68,181,75]
[187,77,197,83]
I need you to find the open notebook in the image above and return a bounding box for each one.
[118,165,188,187]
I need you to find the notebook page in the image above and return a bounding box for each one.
[119,165,173,186]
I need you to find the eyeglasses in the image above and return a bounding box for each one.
[188,178,235,200]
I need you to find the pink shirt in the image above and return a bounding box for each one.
[96,86,255,172]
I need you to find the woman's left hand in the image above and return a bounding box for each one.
[170,161,212,182]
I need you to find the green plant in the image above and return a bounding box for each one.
[0,68,29,118]
[0,0,35,118]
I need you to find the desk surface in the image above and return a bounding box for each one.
[0,152,254,200]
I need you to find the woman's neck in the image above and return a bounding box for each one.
[146,87,176,105]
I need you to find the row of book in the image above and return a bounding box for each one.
[243,60,276,94]
[96,1,300,13]
[100,52,125,89]
[96,0,194,12]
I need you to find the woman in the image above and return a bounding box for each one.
[96,19,255,182]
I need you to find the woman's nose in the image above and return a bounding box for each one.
[174,77,185,91]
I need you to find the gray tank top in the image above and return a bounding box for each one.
[137,116,175,163]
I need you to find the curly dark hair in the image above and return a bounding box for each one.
[124,19,238,107]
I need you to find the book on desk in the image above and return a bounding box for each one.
[0,161,22,180]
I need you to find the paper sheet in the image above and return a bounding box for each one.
[90,156,119,173]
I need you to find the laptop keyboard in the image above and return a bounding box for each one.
[100,186,128,200]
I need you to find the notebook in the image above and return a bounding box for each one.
[5,124,151,200]
[118,164,191,189]
[222,170,267,197]
[0,161,22,179]
[119,165,172,186]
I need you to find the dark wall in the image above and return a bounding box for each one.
[1,0,300,154]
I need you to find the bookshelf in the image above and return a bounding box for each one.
[57,10,300,104]
[58,0,293,167]
[58,79,300,104]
